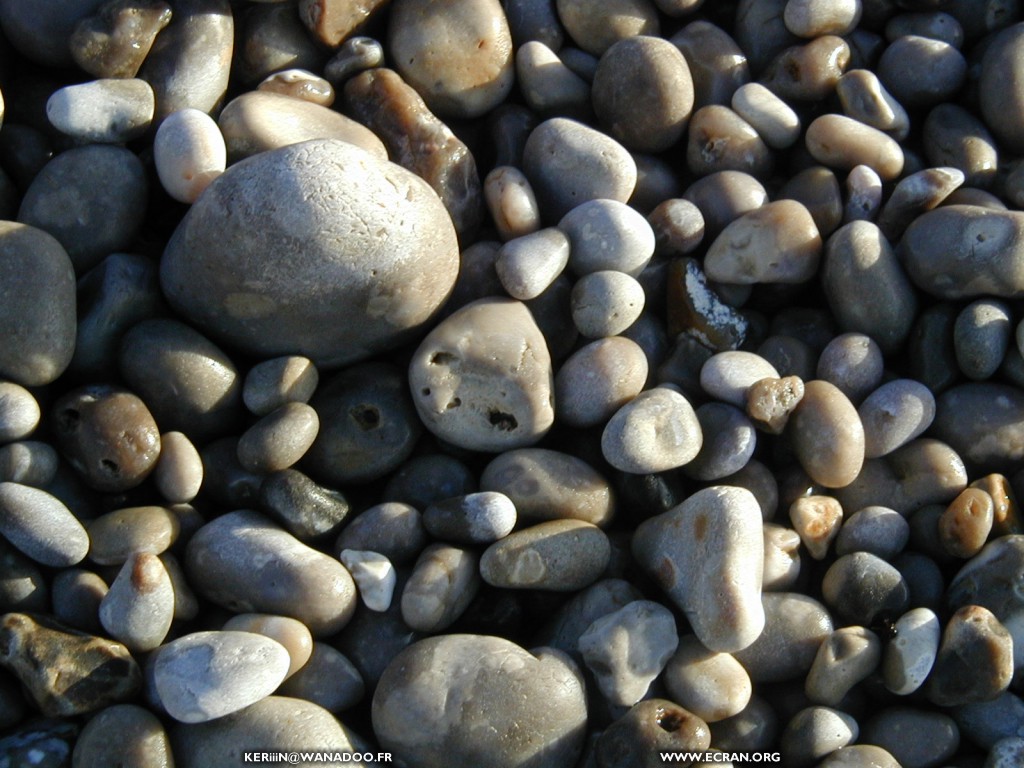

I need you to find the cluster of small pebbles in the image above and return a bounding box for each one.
[6,0,1024,767]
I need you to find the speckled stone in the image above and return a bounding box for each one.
[259,468,350,542]
[601,386,702,474]
[570,269,645,338]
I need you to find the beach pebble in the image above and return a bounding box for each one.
[69,0,172,78]
[161,139,458,367]
[879,35,965,109]
[781,706,858,767]
[0,536,47,614]
[258,469,350,542]
[683,403,756,481]
[504,0,562,48]
[516,40,592,121]
[98,552,174,652]
[815,332,883,403]
[601,386,702,474]
[822,552,909,626]
[591,35,693,152]
[805,115,904,181]
[663,635,752,722]
[932,383,1024,474]
[560,198,655,277]
[733,593,833,683]
[51,569,106,633]
[373,634,587,768]
[686,105,773,179]
[804,626,881,706]
[789,495,844,561]
[523,118,637,221]
[843,165,883,223]
[235,3,324,87]
[0,612,141,717]
[276,642,364,713]
[324,35,384,84]
[762,524,802,590]
[339,550,397,613]
[648,198,705,256]
[0,483,88,568]
[835,506,909,560]
[401,543,480,632]
[153,108,226,204]
[495,227,571,300]
[243,356,318,417]
[836,69,910,141]
[556,336,647,428]
[153,431,203,504]
[185,509,357,636]
[481,519,609,591]
[556,0,659,55]
[334,502,426,565]
[789,380,865,488]
[858,379,935,458]
[411,298,554,451]
[236,402,319,474]
[953,692,1024,751]
[955,298,1013,380]
[633,486,764,652]
[485,166,542,241]
[816,745,901,767]
[257,68,334,105]
[883,607,940,695]
[746,376,805,435]
[72,703,173,768]
[939,487,995,559]
[980,22,1024,154]
[153,630,291,723]
[570,270,645,338]
[760,35,850,103]
[0,441,55,488]
[666,258,749,352]
[221,613,313,681]
[784,0,861,37]
[87,505,180,565]
[861,707,960,768]
[47,78,154,144]
[538,578,641,655]
[928,604,1013,706]
[423,492,517,545]
[480,448,615,527]
[701,351,780,407]
[596,699,710,766]
[0,383,40,443]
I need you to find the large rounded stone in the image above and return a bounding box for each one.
[373,634,587,767]
[160,138,459,368]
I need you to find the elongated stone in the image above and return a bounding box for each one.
[790,380,865,488]
[0,483,88,568]
[481,519,610,591]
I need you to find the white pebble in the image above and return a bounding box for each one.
[339,549,397,612]
[495,227,570,300]
[485,165,542,241]
[154,108,227,204]
[47,78,154,143]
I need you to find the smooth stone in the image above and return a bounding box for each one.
[482,519,609,591]
[877,167,965,242]
[410,298,554,451]
[663,635,752,722]
[559,198,655,277]
[243,356,318,417]
[138,0,233,124]
[928,604,1013,706]
[822,552,910,626]
[980,23,1024,154]
[537,578,642,656]
[878,34,965,109]
[480,448,615,527]
[373,634,587,768]
[184,510,357,636]
[633,486,764,652]
[515,40,592,121]
[762,523,802,590]
[601,386,702,474]
[153,431,203,504]
[234,7,322,86]
[701,351,780,407]
[18,143,147,275]
[836,68,909,141]
[953,692,1024,751]
[197,438,261,509]
[70,0,173,78]
[844,165,883,223]
[339,550,396,612]
[504,0,563,48]
[258,68,334,105]
[805,114,904,181]
[0,612,141,716]
[153,630,290,723]
[0,483,88,568]
[423,491,517,544]
[484,165,542,242]
[334,502,426,565]
[523,118,637,221]
[46,78,154,143]
[648,198,706,256]
[932,383,1024,474]
[555,336,648,428]
[883,607,940,696]
[704,200,821,284]
[683,402,756,481]
[760,35,850,103]
[98,552,174,652]
[817,745,901,768]
[87,506,180,565]
[785,0,861,37]
[597,699,710,767]
[923,103,998,189]
[72,703,173,768]
[570,270,645,338]
[276,642,364,713]
[236,402,319,474]
[555,0,659,56]
[579,599,679,706]
[118,317,242,442]
[259,469,350,542]
[343,67,482,240]
[0,0,105,67]
[682,170,768,241]
[777,165,842,238]
[0,383,39,443]
[161,551,199,622]
[153,107,226,204]
[222,613,314,681]
[804,626,881,706]
[790,380,865,488]
[591,35,693,152]
[955,298,1012,380]
[940,487,995,559]
[733,593,834,683]
[712,695,779,752]
[0,538,48,613]
[731,82,801,149]
[815,332,883,404]
[987,737,1024,768]
[401,543,480,632]
[324,35,385,83]
[495,227,571,300]
[161,139,459,367]
[861,707,959,768]
[835,506,910,560]
[858,379,935,458]
[781,706,858,767]
[685,105,773,178]
[788,495,843,561]
[671,19,749,108]
[171,696,369,767]
[51,569,106,633]
[0,224,76,387]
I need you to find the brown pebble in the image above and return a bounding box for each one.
[928,604,1013,706]
[747,376,805,434]
[760,35,851,102]
[939,487,994,558]
[805,114,905,181]
[789,380,865,489]
[87,506,181,566]
[971,473,1022,535]
[686,105,773,178]
[789,495,844,560]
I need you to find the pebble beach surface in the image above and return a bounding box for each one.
[4,0,1024,767]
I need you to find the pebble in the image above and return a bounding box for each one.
[258,469,350,541]
[923,103,998,189]
[683,403,756,481]
[70,0,173,78]
[778,165,843,238]
[221,613,313,681]
[649,198,705,256]
[86,505,180,565]
[0,440,54,488]
[235,3,324,86]
[940,487,995,559]
[746,376,805,434]
[954,692,1024,751]
[515,41,592,121]
[98,552,174,652]
[701,351,780,407]
[822,552,909,626]
[0,382,40,443]
[0,612,141,716]
[153,107,226,204]
[324,35,384,84]
[666,258,749,352]
[986,737,1024,768]
[555,0,660,55]
[51,569,107,633]
[858,379,935,458]
[928,604,1013,706]
[672,19,749,107]
[686,105,773,178]
[633,486,764,652]
[663,634,752,722]
[480,448,615,527]
[861,707,960,768]
[932,383,1024,474]
[843,165,883,223]
[591,35,693,153]
[601,386,702,473]
[504,0,562,48]
[538,578,640,655]
[339,550,397,612]
[334,502,426,565]
[0,720,77,768]
[161,138,459,367]
[836,69,910,141]
[784,0,861,37]
[816,332,883,403]
[153,431,203,504]
[236,402,319,474]
[570,270,645,338]
[481,519,609,591]
[523,118,637,221]
[835,506,910,560]
[780,706,859,767]
[276,641,364,713]
[954,298,1012,380]
[47,78,154,144]
[760,35,850,103]
[712,695,779,752]
[878,35,966,109]
[495,227,571,300]
[410,297,554,451]
[980,22,1024,153]
[152,630,290,723]
[0,538,48,613]
[401,543,480,632]
[762,523,802,590]
[788,495,844,561]
[184,509,357,636]
[805,114,904,181]
[485,165,542,241]
[804,626,881,707]
[556,336,648,428]
[72,703,173,768]
[731,82,801,149]
[816,745,901,768]
[596,699,711,766]
[422,491,516,544]
[243,356,318,417]
[882,607,940,696]
[789,380,865,488]
[560,198,655,277]
[0,482,88,568]
[734,593,833,682]
[258,68,334,105]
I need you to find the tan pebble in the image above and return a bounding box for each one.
[805,626,881,706]
[664,634,752,722]
[243,355,319,417]
[806,114,904,181]
[222,613,314,681]
[784,0,861,37]
[236,401,320,474]
[87,505,180,565]
[789,380,865,488]
[481,519,610,591]
[555,0,660,56]
[762,523,801,590]
[971,473,1022,535]
[939,487,994,558]
[836,68,910,141]
[789,495,844,560]
[747,376,805,434]
[258,68,334,106]
[760,36,851,103]
[731,82,801,150]
[484,165,541,241]
[686,105,773,179]
[154,431,203,503]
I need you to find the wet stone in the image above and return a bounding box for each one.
[836,68,910,141]
[877,166,965,242]
[822,552,909,627]
[258,68,335,106]
[422,491,517,545]
[71,703,173,768]
[671,20,749,110]
[484,166,542,242]
[259,469,349,542]
[324,35,385,84]
[481,519,609,591]
[401,543,480,632]
[235,5,323,86]
[940,487,995,559]
[0,612,141,717]
[923,103,998,189]
[663,634,752,722]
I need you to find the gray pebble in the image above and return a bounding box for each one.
[383,454,477,508]
[883,607,940,696]
[0,536,48,614]
[835,506,910,559]
[571,270,644,338]
[559,198,655,277]
[596,699,711,767]
[51,569,107,633]
[878,35,966,109]
[836,68,910,141]
[816,332,884,404]
[804,626,881,706]
[555,0,659,56]
[423,491,517,545]
[276,641,364,714]
[72,703,173,768]
[932,383,1024,474]
[701,350,780,407]
[953,692,1024,751]
[648,198,706,256]
[843,165,883,224]
[481,519,610,591]
[401,543,480,632]
[0,482,88,568]
[536,578,641,656]
[780,706,858,767]
[663,634,752,722]
[858,379,936,458]
[712,695,779,752]
[99,552,174,652]
[0,382,40,443]
[0,0,104,68]
[923,103,998,189]
[259,468,350,542]
[601,386,702,474]
[236,402,319,474]
[877,166,965,241]
[86,505,181,565]
[555,336,648,428]
[495,227,570,300]
[516,40,592,121]
[861,707,960,768]
[733,593,833,683]
[822,552,910,626]
[683,402,756,481]
[153,431,203,504]
[955,298,1013,380]
[243,356,319,417]
[334,502,426,565]
[505,0,563,49]
[731,82,801,149]
[46,78,154,143]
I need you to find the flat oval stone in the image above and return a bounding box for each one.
[686,105,773,179]
[785,0,861,37]
[184,510,357,636]
[410,297,554,452]
[389,0,514,119]
[153,630,290,723]
[87,505,180,565]
[481,519,610,591]
[401,543,480,632]
[484,165,542,242]
[516,42,592,121]
[154,431,203,504]
[781,706,858,766]
[663,635,752,722]
[0,224,75,387]
[883,607,940,695]
[805,114,904,181]
[932,383,1024,474]
[373,634,587,768]
[161,139,459,368]
[237,402,319,474]
[835,505,909,560]
[555,336,647,428]
[334,502,426,565]
[99,552,174,652]
[480,448,615,527]
[559,198,655,277]
[523,118,637,221]
[0,382,40,442]
[601,386,702,474]
[701,351,780,407]
[243,356,319,417]
[704,200,822,284]
[0,441,57,487]
[0,483,88,568]
[633,486,764,652]
[72,703,173,768]
[495,227,571,300]
[153,107,226,204]
[858,379,935,458]
[46,78,154,143]
[789,380,865,488]
[732,82,801,149]
[683,403,756,482]
[18,144,147,274]
[556,0,659,56]
[570,270,645,337]
[733,593,833,683]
